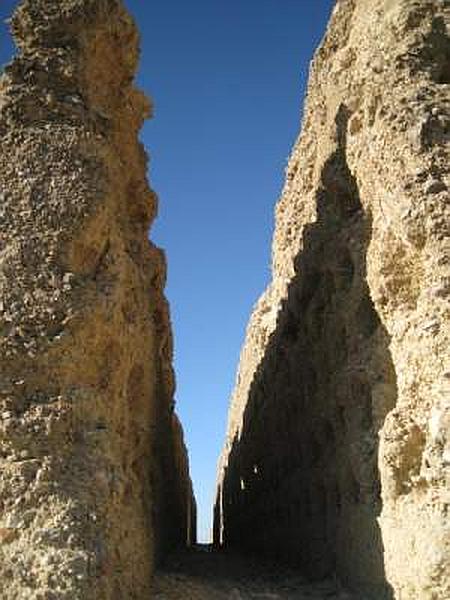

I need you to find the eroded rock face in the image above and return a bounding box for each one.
[215,1,449,598]
[0,1,194,598]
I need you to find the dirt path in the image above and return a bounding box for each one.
[152,547,356,599]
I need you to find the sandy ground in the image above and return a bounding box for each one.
[152,547,356,599]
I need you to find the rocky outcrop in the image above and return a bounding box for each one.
[215,1,449,599]
[0,1,194,598]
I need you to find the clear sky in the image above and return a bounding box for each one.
[0,0,334,542]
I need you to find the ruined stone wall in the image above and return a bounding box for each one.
[216,1,449,598]
[0,1,194,598]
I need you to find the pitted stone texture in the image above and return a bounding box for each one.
[216,1,449,599]
[0,1,194,598]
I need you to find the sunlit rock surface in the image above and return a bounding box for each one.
[216,1,449,598]
[0,1,195,598]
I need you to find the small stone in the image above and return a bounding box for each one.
[422,318,440,334]
[63,272,74,284]
[0,528,19,544]
[425,180,447,195]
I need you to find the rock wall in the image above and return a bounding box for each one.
[215,1,449,599]
[0,1,195,598]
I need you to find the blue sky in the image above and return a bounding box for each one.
[0,0,334,542]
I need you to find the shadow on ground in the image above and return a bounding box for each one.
[152,546,355,599]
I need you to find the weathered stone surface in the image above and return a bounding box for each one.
[215,1,449,599]
[0,1,195,598]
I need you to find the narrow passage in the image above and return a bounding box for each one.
[152,547,354,599]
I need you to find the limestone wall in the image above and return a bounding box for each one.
[215,1,449,598]
[0,1,194,598]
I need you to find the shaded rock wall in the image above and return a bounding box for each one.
[0,1,194,598]
[215,1,449,599]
